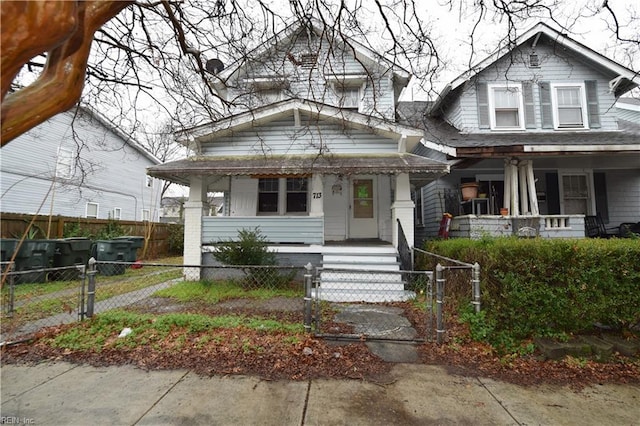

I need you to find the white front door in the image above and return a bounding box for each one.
[349,176,378,239]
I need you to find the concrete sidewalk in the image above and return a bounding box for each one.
[1,361,639,425]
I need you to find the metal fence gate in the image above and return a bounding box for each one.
[310,268,435,342]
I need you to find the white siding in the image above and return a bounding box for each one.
[229,177,258,215]
[1,110,161,221]
[323,176,348,240]
[201,113,399,157]
[225,31,397,120]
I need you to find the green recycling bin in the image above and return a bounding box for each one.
[111,236,145,262]
[13,239,56,283]
[94,240,132,275]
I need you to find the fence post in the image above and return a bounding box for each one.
[303,263,313,333]
[4,262,15,316]
[435,263,445,344]
[86,257,97,318]
[471,262,481,313]
[78,264,86,321]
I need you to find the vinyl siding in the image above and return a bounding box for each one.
[225,31,396,120]
[1,110,161,221]
[446,42,621,132]
[201,113,399,157]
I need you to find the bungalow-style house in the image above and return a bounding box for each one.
[1,106,162,224]
[147,19,449,299]
[414,22,640,241]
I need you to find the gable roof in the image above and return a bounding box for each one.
[210,18,411,94]
[430,22,639,114]
[78,105,161,165]
[176,98,425,153]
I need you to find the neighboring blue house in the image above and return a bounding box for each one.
[1,106,162,222]
[413,22,639,241]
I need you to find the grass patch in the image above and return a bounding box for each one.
[154,279,301,303]
[46,310,304,352]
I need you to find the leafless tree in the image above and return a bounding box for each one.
[2,0,638,146]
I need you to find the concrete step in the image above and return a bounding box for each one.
[323,254,399,264]
[322,262,400,271]
[312,288,416,303]
[319,280,406,291]
[320,270,404,283]
[320,245,398,255]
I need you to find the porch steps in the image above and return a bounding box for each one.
[317,245,414,302]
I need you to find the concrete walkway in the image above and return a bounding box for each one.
[2,361,639,425]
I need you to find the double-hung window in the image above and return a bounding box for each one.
[488,84,524,130]
[86,202,99,219]
[56,147,74,179]
[257,177,308,215]
[551,83,588,129]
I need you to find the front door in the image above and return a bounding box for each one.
[349,176,378,239]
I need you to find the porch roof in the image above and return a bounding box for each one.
[147,153,449,186]
[420,118,640,158]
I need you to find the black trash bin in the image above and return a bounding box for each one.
[1,238,18,275]
[1,238,18,262]
[111,236,145,262]
[13,239,56,283]
[93,240,132,275]
[53,237,93,280]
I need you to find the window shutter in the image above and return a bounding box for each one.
[585,80,601,128]
[523,82,536,128]
[476,82,490,129]
[593,172,608,222]
[539,81,553,128]
[545,172,560,215]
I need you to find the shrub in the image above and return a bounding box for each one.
[212,228,292,288]
[167,223,184,255]
[423,238,640,349]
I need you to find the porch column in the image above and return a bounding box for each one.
[183,175,208,280]
[391,173,415,249]
[309,174,324,217]
[504,158,520,216]
[503,159,539,217]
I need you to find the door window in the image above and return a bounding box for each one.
[353,179,374,218]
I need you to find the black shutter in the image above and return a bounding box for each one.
[523,82,536,128]
[585,80,601,128]
[593,172,609,222]
[476,82,490,129]
[546,172,560,215]
[539,81,553,129]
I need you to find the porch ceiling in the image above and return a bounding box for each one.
[147,153,449,185]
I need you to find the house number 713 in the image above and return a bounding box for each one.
[312,192,322,199]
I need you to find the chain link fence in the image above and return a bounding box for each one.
[311,269,434,342]
[414,248,481,344]
[2,257,468,345]
[1,260,306,344]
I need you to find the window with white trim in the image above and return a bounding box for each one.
[257,177,309,215]
[112,207,122,220]
[56,147,74,179]
[488,84,524,130]
[551,83,588,129]
[141,209,151,222]
[334,84,362,110]
[86,202,99,218]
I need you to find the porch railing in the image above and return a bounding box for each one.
[396,219,413,271]
[202,216,324,244]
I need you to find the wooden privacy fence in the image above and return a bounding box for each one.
[0,213,177,259]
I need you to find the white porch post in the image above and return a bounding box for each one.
[519,161,529,214]
[391,173,415,249]
[525,161,540,215]
[504,159,520,216]
[183,175,208,280]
